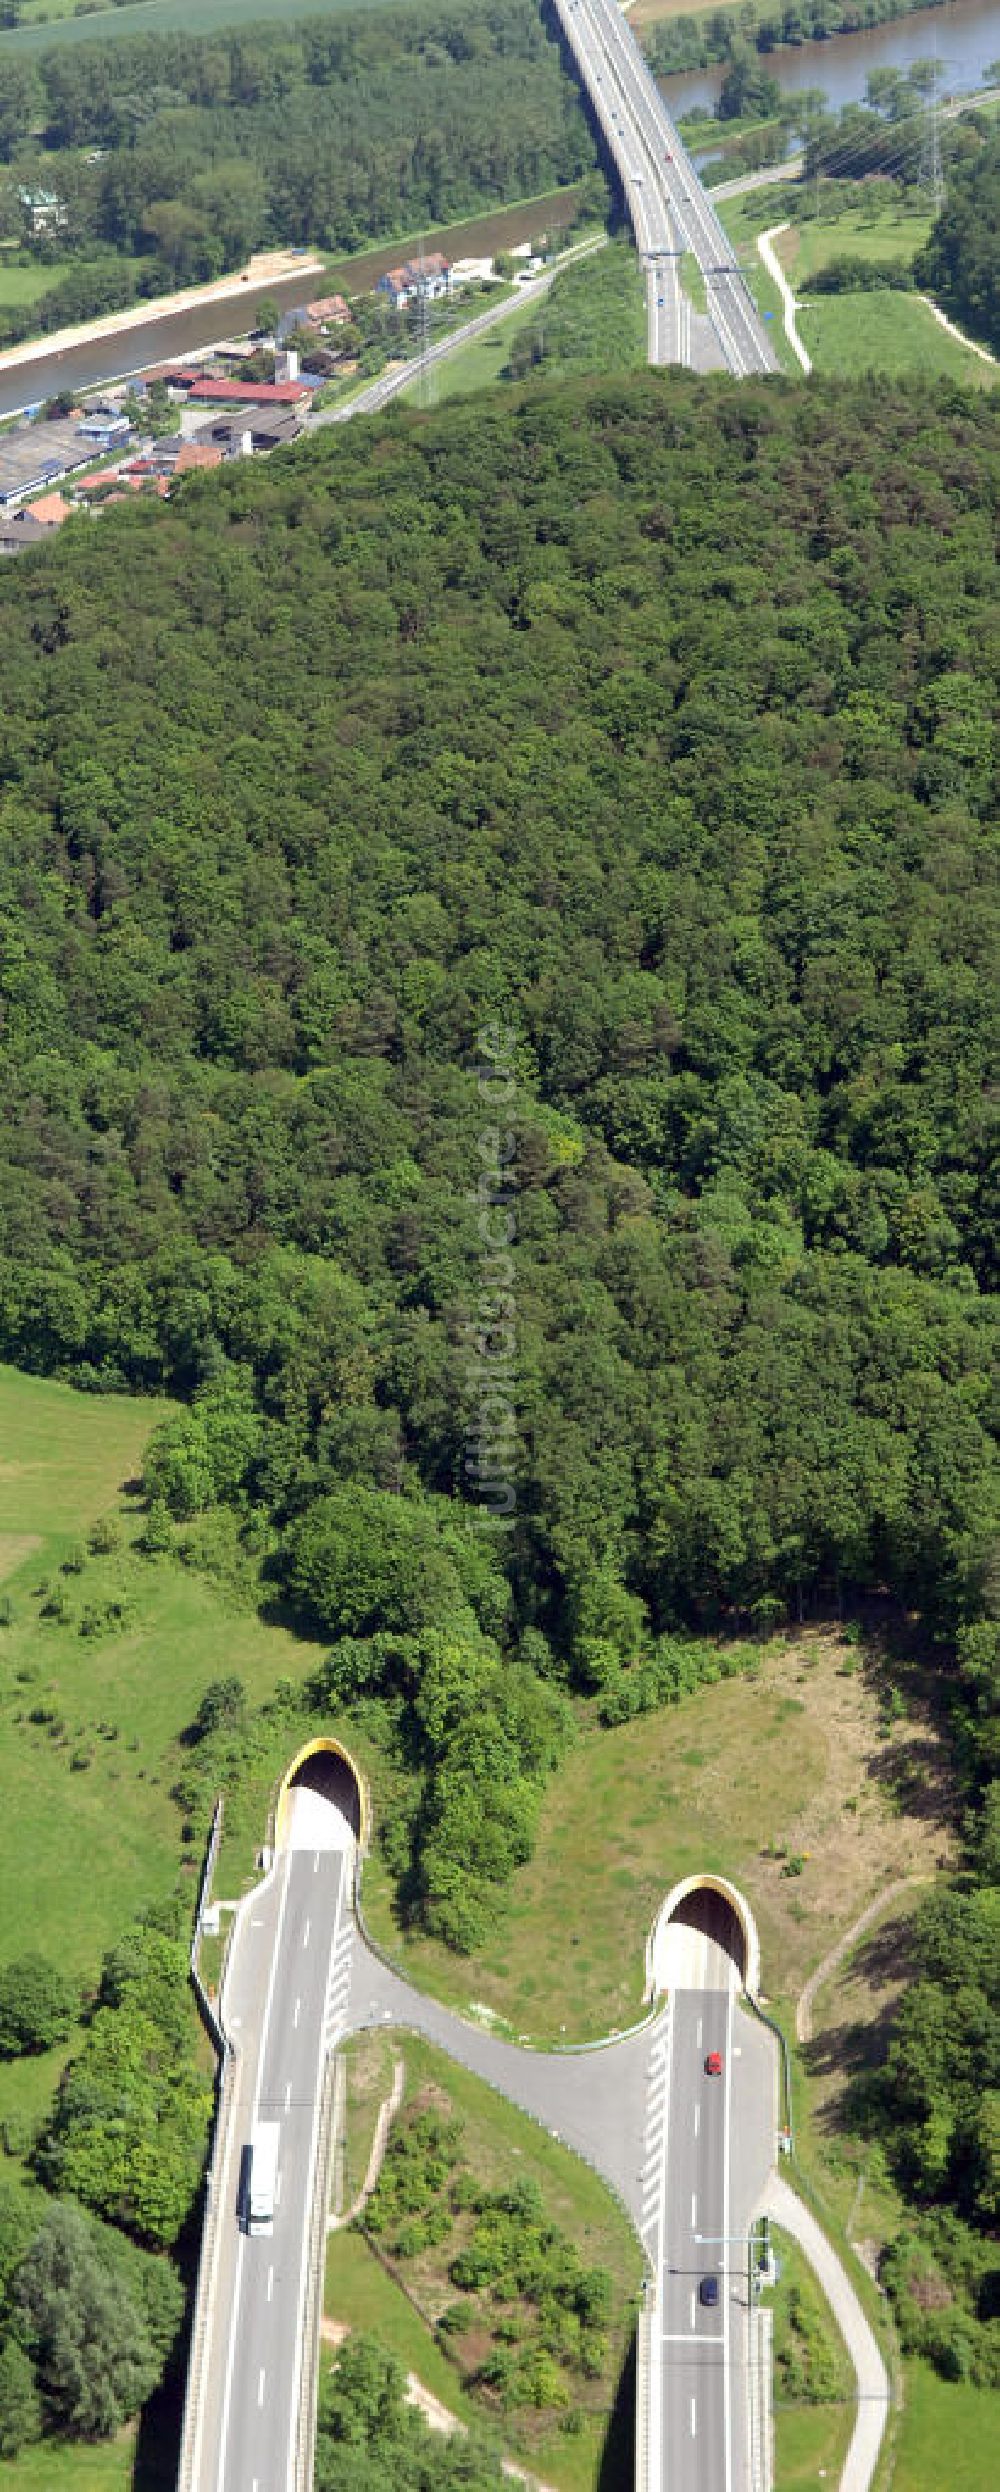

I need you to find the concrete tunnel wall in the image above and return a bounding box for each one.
[274,1735,369,1850]
[645,1873,761,2002]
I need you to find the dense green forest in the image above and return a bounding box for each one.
[916,127,1000,354]
[0,0,594,308]
[0,365,997,2389]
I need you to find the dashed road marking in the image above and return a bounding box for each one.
[258,2368,266,2409]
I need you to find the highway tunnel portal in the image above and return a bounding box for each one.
[649,1872,760,1999]
[274,1735,367,1847]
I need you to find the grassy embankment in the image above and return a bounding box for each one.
[763,2225,854,2490]
[718,185,996,383]
[400,238,641,405]
[363,1626,954,2041]
[325,2035,642,2492]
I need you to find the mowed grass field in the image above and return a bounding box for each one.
[0,1366,320,1982]
[783,200,934,281]
[0,0,414,51]
[797,288,996,383]
[363,1630,955,2042]
[891,2359,997,2492]
[0,258,70,316]
[719,184,995,385]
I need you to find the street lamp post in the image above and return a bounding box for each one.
[695,2218,770,2307]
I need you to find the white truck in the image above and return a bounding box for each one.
[247,2120,280,2235]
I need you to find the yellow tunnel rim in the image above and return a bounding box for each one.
[274,1735,369,1850]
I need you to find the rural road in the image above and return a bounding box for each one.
[796,1875,933,2044]
[314,241,604,427]
[756,225,811,373]
[760,2171,890,2492]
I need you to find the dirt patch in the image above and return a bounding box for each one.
[0,1532,40,1583]
[773,224,799,271]
[803,1891,923,2138]
[739,1632,955,2005]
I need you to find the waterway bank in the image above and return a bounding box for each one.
[0,189,585,421]
[659,0,1000,118]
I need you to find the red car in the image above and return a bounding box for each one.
[705,2050,723,2076]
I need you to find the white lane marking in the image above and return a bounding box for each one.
[267,2266,274,2304]
[258,2368,265,2409]
[694,2102,700,2139]
[691,2192,697,2230]
[283,1850,351,2491]
[285,2080,292,2111]
[250,1917,263,1927]
[214,1852,292,2492]
[313,1850,319,1873]
[294,1996,301,2028]
[723,1981,734,2492]
[696,2016,703,2047]
[303,1918,311,1949]
[662,2330,722,2343]
[690,2396,697,2438]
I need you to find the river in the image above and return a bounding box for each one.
[662,0,1000,118]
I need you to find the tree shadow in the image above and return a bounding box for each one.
[133,2371,184,2491]
[597,2322,635,2492]
[864,1733,953,1832]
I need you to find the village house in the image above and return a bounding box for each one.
[184,377,310,411]
[18,188,68,238]
[376,253,451,311]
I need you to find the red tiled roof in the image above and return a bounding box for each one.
[26,491,71,526]
[186,378,308,406]
[306,294,349,323]
[173,443,225,472]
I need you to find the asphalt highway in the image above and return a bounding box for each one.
[554,0,777,375]
[190,1790,355,2492]
[644,1896,777,2492]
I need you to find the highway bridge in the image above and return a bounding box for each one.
[551,0,779,376]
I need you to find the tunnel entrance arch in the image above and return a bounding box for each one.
[274,1737,367,1850]
[646,1873,760,2000]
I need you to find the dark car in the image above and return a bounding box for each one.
[699,2276,720,2307]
